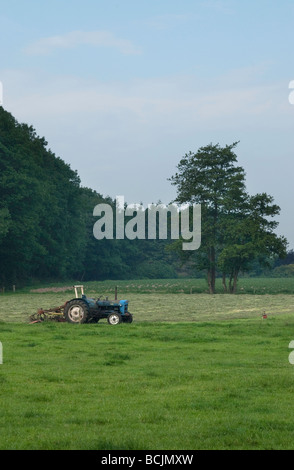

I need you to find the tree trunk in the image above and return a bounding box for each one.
[229,273,233,293]
[208,247,216,294]
[231,270,239,294]
[222,273,227,292]
[207,270,212,294]
[229,270,239,293]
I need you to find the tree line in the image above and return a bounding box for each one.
[0,107,289,291]
[0,107,178,285]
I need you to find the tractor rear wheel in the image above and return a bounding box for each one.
[64,300,89,324]
[107,312,122,325]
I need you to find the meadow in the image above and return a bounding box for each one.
[0,278,294,450]
[25,276,294,295]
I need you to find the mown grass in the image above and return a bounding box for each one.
[0,290,294,324]
[1,317,294,450]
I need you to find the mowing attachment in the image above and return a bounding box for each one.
[29,304,67,323]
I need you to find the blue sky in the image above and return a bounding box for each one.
[1,0,294,248]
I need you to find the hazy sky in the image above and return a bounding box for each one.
[1,0,294,248]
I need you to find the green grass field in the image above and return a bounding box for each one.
[21,276,294,295]
[1,278,294,450]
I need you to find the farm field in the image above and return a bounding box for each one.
[0,278,294,450]
[0,277,294,324]
[24,276,294,295]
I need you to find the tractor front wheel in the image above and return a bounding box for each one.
[107,312,122,325]
[64,300,89,324]
[123,314,133,323]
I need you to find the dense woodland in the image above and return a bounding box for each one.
[0,107,179,285]
[0,107,291,287]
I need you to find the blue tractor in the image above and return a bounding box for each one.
[63,285,133,325]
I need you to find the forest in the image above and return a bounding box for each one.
[0,107,180,284]
[0,106,291,287]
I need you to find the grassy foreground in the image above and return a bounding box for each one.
[1,316,294,449]
[1,279,294,450]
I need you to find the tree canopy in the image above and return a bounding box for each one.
[169,142,287,293]
[0,107,178,285]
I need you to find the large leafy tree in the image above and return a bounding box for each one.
[169,142,247,293]
[169,142,287,293]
